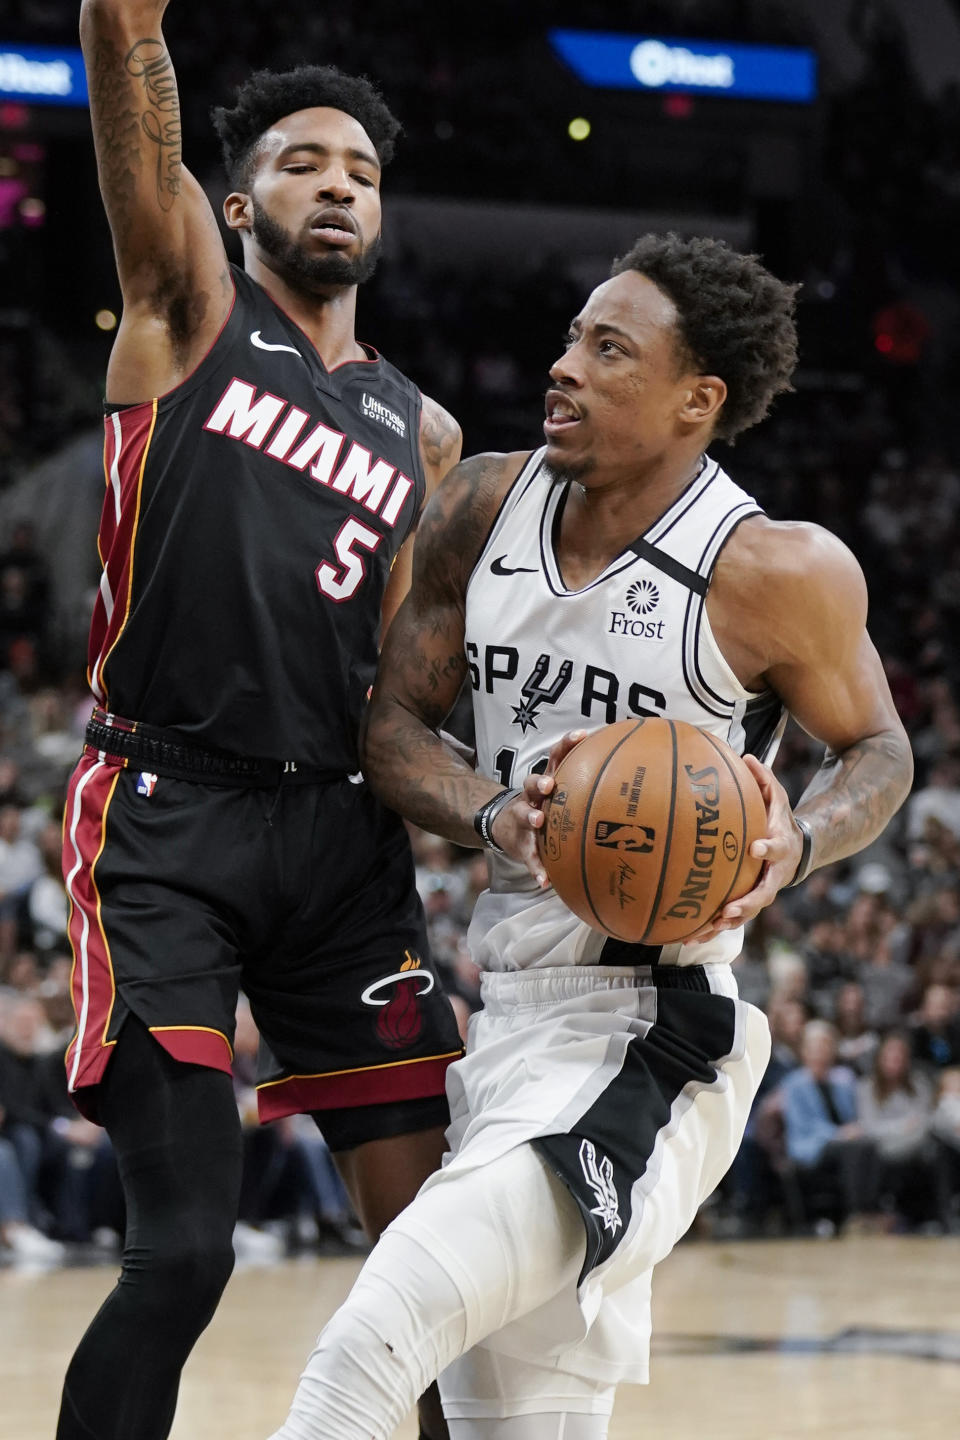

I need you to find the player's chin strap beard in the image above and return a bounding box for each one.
[573,451,707,500]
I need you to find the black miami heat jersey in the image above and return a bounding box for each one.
[87,266,425,771]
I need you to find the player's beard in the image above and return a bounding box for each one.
[251,199,382,291]
[542,456,596,487]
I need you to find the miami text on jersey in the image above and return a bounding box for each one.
[203,378,413,527]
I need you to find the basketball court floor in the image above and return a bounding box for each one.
[4,1235,959,1438]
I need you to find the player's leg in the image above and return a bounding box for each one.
[58,758,259,1439]
[318,1096,449,1240]
[314,1099,450,1437]
[251,781,465,1438]
[57,1015,243,1440]
[440,1347,615,1440]
[267,1144,586,1440]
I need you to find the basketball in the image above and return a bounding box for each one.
[537,717,766,945]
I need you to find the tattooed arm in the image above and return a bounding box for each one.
[694,516,914,936]
[364,450,533,845]
[380,393,463,636]
[79,0,231,400]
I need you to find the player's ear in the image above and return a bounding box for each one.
[679,375,727,431]
[223,192,253,233]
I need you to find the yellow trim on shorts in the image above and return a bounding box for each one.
[255,1049,463,1090]
[150,1024,235,1060]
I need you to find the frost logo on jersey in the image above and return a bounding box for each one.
[361,392,406,437]
[579,1139,622,1235]
[626,578,660,615]
[609,577,666,639]
[511,653,573,733]
[361,951,434,1048]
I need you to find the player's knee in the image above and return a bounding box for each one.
[131,1228,236,1324]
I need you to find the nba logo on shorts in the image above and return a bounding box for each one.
[136,772,158,797]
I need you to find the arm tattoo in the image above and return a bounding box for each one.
[125,39,182,210]
[415,452,509,599]
[88,39,142,246]
[796,729,914,872]
[420,401,461,475]
[362,452,518,841]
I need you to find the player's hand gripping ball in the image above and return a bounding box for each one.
[536,717,766,944]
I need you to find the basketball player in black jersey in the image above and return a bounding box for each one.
[265,237,914,1437]
[59,5,462,1438]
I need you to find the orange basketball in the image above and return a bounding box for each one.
[536,717,766,945]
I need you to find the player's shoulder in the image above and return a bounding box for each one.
[418,392,463,489]
[722,514,865,592]
[439,449,531,516]
[416,450,532,581]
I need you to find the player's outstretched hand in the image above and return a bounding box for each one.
[686,753,804,941]
[491,730,588,887]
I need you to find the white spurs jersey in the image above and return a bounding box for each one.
[464,447,787,972]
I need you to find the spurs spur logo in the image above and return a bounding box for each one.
[579,1138,622,1235]
[511,652,573,734]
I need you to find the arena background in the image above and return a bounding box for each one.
[2,3,960,1437]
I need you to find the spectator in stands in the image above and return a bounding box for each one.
[0,521,51,671]
[833,980,881,1076]
[232,998,363,1257]
[850,903,915,1030]
[801,914,851,1014]
[781,1019,879,1230]
[858,1030,937,1229]
[913,885,960,980]
[910,982,960,1073]
[0,1123,65,1261]
[727,996,805,1234]
[907,751,960,843]
[26,820,69,958]
[930,1066,960,1232]
[0,804,43,964]
[0,992,113,1243]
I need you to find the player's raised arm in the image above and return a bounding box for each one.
[80,0,232,397]
[363,449,538,849]
[705,516,913,928]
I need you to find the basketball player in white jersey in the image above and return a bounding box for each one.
[267,234,913,1439]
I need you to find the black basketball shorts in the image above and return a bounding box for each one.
[62,751,462,1127]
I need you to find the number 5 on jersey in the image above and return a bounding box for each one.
[316,518,382,601]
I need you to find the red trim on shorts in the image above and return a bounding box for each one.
[149,1025,234,1074]
[63,754,121,1097]
[256,1051,460,1122]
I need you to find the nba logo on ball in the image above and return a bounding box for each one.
[537,718,765,944]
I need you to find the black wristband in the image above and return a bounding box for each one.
[473,788,522,854]
[785,816,815,888]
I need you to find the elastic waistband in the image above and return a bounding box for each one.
[84,708,348,788]
[481,964,717,998]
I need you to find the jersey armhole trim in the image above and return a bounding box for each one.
[466,449,543,591]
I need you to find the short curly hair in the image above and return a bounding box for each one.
[211,65,401,189]
[610,233,799,442]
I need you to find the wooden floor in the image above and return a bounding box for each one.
[4,1236,960,1439]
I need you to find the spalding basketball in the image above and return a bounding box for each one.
[537,717,766,945]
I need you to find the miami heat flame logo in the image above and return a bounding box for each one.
[361,951,434,1049]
